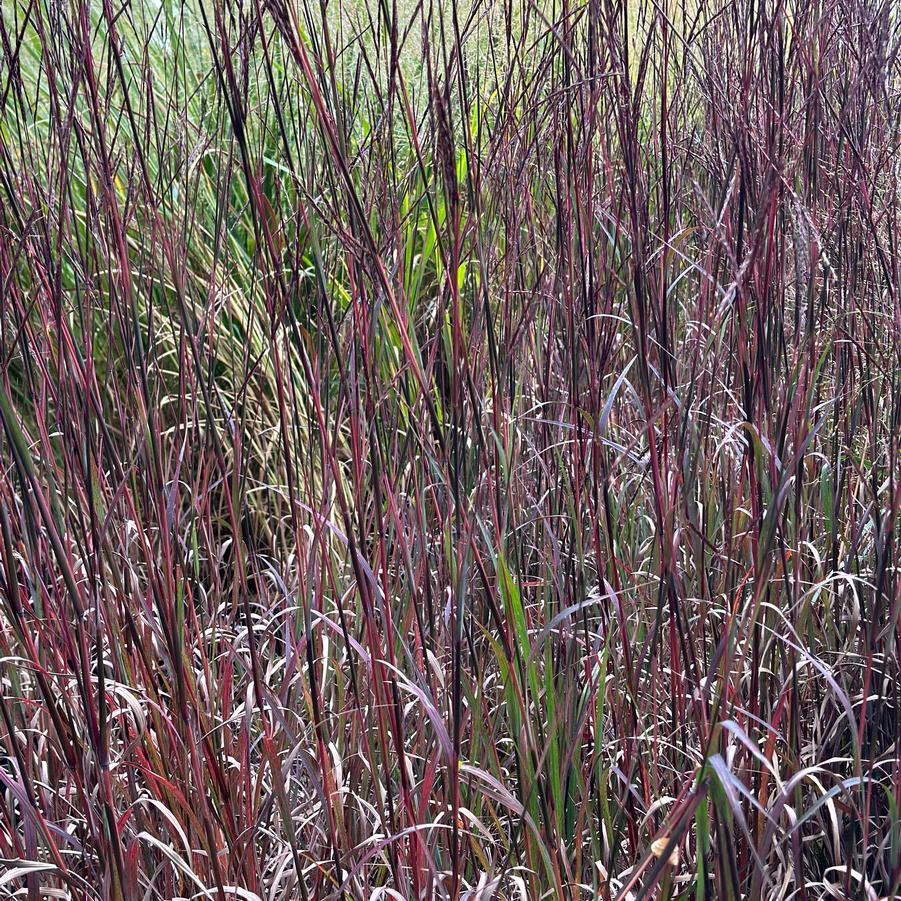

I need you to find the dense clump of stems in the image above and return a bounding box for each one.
[1,0,900,897]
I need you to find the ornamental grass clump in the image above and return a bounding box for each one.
[0,0,900,898]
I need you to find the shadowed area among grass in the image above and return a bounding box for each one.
[0,0,900,898]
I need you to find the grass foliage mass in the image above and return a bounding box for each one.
[1,0,901,897]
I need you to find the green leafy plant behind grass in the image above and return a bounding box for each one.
[1,0,900,898]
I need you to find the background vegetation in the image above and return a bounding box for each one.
[1,0,900,897]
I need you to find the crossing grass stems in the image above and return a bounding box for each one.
[0,0,900,898]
